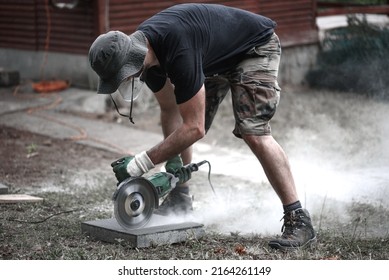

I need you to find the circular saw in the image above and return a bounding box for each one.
[112,161,212,230]
[112,177,159,229]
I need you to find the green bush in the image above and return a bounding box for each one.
[306,15,389,99]
[319,0,387,4]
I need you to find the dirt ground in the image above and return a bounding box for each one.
[0,126,120,189]
[1,86,388,260]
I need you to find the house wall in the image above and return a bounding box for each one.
[0,0,96,54]
[107,0,318,47]
[0,44,319,89]
[0,0,318,88]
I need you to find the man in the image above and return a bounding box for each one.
[88,3,316,250]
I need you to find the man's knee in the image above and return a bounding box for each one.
[242,134,272,149]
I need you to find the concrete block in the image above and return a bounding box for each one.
[81,217,205,248]
[0,183,9,194]
[0,70,20,87]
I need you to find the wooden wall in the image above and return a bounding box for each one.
[0,0,96,54]
[0,0,318,55]
[108,0,318,46]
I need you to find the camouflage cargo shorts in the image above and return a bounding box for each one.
[204,33,281,138]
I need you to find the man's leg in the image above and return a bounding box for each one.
[229,33,316,250]
[154,80,193,215]
[242,134,297,205]
[242,134,316,250]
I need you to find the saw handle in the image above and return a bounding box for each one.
[185,160,217,196]
[173,160,208,183]
[182,160,208,173]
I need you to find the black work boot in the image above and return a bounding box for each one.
[154,188,193,216]
[268,208,316,250]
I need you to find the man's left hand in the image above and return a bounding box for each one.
[165,155,183,174]
[111,156,134,183]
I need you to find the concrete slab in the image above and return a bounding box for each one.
[0,183,9,194]
[54,88,107,114]
[0,88,49,116]
[81,217,205,248]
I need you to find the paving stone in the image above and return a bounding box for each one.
[81,216,205,248]
[0,183,9,194]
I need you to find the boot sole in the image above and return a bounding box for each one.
[268,236,317,251]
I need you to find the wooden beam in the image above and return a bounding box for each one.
[0,194,43,204]
[95,0,109,36]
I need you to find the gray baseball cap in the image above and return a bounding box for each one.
[88,30,147,94]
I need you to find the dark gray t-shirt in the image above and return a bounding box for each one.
[138,3,276,104]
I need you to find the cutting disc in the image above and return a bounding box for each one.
[113,177,158,230]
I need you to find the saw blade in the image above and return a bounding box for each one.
[113,177,157,230]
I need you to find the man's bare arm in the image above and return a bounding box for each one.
[147,82,206,165]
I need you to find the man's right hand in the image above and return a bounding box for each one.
[111,156,134,183]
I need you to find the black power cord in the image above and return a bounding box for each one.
[191,160,217,197]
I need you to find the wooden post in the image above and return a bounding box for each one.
[94,0,109,36]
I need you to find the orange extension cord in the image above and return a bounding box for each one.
[33,0,70,93]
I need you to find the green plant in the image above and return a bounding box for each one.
[306,15,389,100]
[319,0,388,4]
[26,143,38,155]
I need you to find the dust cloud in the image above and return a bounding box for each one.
[184,89,389,236]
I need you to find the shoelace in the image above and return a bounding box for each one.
[280,211,306,234]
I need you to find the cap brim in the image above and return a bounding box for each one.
[97,63,138,94]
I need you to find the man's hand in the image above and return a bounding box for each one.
[165,155,183,174]
[111,156,134,183]
[165,155,191,184]
[111,151,155,183]
[175,166,191,184]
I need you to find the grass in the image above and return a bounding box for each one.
[1,192,388,260]
[1,150,388,260]
[1,126,388,260]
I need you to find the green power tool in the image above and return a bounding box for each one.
[111,160,210,230]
